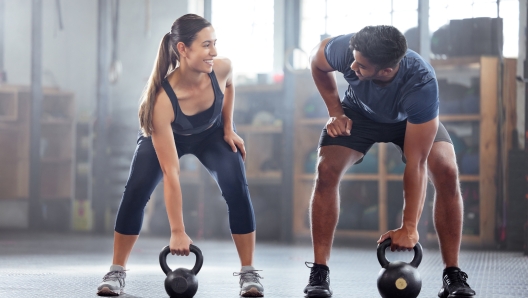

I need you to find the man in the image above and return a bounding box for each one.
[304,25,476,298]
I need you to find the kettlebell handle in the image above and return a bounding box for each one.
[377,238,423,269]
[159,244,204,276]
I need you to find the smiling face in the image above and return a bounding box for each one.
[350,50,381,81]
[177,26,217,73]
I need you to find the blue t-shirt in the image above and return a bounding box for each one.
[324,33,439,124]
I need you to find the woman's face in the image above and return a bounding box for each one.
[180,26,217,73]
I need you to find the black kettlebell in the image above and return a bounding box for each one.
[159,244,204,298]
[377,238,423,298]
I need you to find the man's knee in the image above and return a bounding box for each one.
[431,159,458,182]
[315,160,343,189]
[430,160,460,198]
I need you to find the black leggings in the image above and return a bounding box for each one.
[114,125,255,235]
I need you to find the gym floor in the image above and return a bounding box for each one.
[0,231,527,298]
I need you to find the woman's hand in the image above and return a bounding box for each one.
[169,231,193,256]
[224,130,246,161]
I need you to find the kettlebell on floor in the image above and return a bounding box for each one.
[377,238,423,298]
[159,244,204,298]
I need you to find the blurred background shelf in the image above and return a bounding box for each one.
[0,85,75,231]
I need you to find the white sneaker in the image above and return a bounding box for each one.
[97,266,126,296]
[234,267,264,297]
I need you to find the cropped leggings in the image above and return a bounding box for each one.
[114,124,256,235]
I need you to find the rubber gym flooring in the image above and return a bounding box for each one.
[0,231,527,298]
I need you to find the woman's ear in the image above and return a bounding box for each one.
[176,42,187,58]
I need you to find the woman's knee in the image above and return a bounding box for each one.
[114,185,156,234]
[217,190,255,234]
[227,203,256,234]
[114,205,144,235]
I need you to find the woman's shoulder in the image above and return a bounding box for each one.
[213,56,232,78]
[152,87,175,123]
[154,84,173,108]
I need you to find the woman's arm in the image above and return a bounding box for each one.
[151,91,192,256]
[220,58,234,132]
[216,58,246,160]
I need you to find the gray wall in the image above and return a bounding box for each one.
[3,0,188,121]
[4,0,97,113]
[109,0,189,126]
[0,0,190,229]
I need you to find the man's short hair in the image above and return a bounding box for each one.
[349,25,408,70]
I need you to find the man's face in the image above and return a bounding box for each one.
[350,50,380,81]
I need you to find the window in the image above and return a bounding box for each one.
[430,0,518,57]
[301,0,418,55]
[211,0,275,82]
[301,0,519,58]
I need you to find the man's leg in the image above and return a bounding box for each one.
[311,145,363,265]
[305,145,363,297]
[427,141,462,268]
[427,141,475,297]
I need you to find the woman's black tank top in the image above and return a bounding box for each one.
[161,70,224,135]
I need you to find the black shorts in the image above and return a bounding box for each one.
[318,105,452,164]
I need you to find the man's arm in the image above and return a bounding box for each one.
[378,116,438,250]
[309,38,351,137]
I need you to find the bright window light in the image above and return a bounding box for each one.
[301,0,417,54]
[302,0,519,58]
[211,0,275,82]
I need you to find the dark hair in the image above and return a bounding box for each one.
[139,14,212,137]
[349,25,407,70]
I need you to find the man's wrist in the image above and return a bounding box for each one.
[328,107,345,117]
[402,220,418,230]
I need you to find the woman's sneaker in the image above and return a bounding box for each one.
[97,265,126,296]
[438,267,476,298]
[303,262,332,297]
[233,266,264,297]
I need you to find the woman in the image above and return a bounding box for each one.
[97,14,264,297]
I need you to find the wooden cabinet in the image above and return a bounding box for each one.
[0,85,75,229]
[292,57,502,247]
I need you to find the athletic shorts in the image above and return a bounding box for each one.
[318,105,452,164]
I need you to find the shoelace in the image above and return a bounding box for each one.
[445,271,469,287]
[102,271,126,287]
[233,270,264,286]
[305,262,329,286]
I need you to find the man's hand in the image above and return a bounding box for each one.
[325,114,352,137]
[377,225,419,252]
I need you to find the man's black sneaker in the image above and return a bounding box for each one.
[438,267,476,298]
[303,262,332,298]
